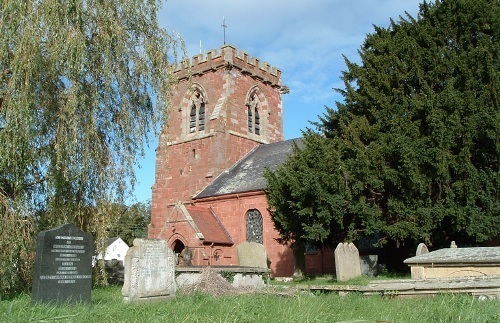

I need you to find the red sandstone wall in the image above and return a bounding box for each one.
[305,249,336,275]
[193,193,295,277]
[149,46,296,276]
[151,45,284,226]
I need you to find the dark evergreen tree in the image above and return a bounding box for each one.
[266,0,499,251]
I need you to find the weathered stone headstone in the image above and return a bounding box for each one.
[334,242,361,281]
[31,223,93,305]
[122,239,176,303]
[236,242,269,269]
[360,255,379,277]
[416,243,429,256]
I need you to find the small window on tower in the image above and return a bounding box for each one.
[247,93,260,136]
[247,106,253,133]
[189,91,206,133]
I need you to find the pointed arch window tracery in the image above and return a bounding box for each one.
[189,91,206,133]
[247,93,260,135]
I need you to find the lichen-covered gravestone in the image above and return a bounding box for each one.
[335,242,361,281]
[31,223,93,305]
[122,239,176,302]
[236,242,269,269]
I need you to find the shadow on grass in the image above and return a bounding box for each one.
[271,271,411,286]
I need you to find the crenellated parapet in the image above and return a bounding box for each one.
[175,45,282,88]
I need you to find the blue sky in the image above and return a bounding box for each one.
[131,0,424,203]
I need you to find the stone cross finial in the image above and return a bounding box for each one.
[221,16,227,45]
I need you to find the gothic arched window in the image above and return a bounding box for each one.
[189,91,206,133]
[246,209,263,244]
[247,93,260,135]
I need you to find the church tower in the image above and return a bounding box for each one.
[150,45,285,238]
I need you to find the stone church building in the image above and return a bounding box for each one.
[149,45,334,277]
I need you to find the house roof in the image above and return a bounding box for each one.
[184,205,234,245]
[194,138,301,199]
[107,237,120,247]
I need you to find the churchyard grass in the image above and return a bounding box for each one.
[271,273,411,286]
[1,286,498,323]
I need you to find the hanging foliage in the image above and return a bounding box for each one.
[0,0,184,297]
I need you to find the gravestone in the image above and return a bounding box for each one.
[360,255,379,277]
[236,242,269,269]
[179,246,193,266]
[335,242,361,281]
[122,239,176,303]
[416,243,429,256]
[31,223,93,305]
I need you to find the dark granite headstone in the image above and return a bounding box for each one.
[31,223,93,305]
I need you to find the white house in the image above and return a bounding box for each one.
[96,237,129,263]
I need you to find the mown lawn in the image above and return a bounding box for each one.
[1,285,499,323]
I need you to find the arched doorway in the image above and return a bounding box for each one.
[172,239,185,265]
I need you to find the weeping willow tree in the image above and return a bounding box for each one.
[0,0,183,297]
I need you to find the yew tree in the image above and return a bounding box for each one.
[0,0,183,296]
[266,0,499,250]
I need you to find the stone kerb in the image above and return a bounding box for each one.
[236,242,269,269]
[335,242,362,282]
[122,239,176,303]
[31,223,93,305]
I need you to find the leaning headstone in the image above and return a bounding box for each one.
[416,243,429,256]
[236,242,268,269]
[335,242,361,282]
[31,223,93,305]
[122,239,176,303]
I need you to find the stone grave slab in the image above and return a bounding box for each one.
[31,223,93,305]
[122,239,176,302]
[404,246,500,279]
[335,242,361,281]
[236,242,269,269]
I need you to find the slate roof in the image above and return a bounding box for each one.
[194,138,301,199]
[184,205,234,245]
[107,237,120,247]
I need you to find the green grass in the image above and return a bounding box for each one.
[1,286,498,323]
[271,273,411,286]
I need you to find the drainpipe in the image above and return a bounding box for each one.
[209,243,214,266]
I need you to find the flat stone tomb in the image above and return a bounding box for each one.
[31,223,93,305]
[404,246,500,279]
[122,239,176,303]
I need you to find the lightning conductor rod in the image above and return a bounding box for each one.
[222,16,227,45]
